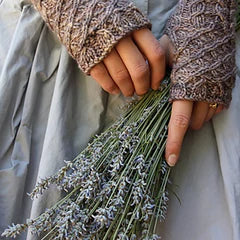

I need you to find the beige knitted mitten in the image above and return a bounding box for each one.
[165,0,237,106]
[31,0,151,74]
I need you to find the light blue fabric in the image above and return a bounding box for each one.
[0,0,239,239]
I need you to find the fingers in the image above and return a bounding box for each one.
[90,62,120,95]
[115,36,150,96]
[166,101,224,167]
[158,34,175,68]
[132,29,166,90]
[205,106,217,122]
[91,37,151,96]
[191,102,224,125]
[166,100,193,167]
[90,29,166,96]
[190,102,209,130]
[103,49,134,97]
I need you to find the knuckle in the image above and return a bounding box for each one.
[172,114,190,129]
[132,63,149,79]
[114,68,129,83]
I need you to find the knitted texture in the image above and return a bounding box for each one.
[31,0,151,74]
[165,0,236,106]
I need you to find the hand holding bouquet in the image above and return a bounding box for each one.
[2,1,239,239]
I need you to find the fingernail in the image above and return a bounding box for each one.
[167,154,177,167]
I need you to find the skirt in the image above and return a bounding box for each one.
[0,0,240,239]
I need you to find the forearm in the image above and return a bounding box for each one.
[31,0,151,74]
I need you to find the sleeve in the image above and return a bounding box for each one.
[165,0,237,107]
[30,0,151,74]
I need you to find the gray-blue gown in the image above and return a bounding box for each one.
[0,0,240,239]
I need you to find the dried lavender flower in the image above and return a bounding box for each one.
[2,79,172,240]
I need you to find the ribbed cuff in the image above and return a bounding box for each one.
[169,75,236,107]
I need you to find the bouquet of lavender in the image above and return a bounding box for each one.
[2,79,171,240]
[2,7,240,240]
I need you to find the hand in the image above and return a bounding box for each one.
[90,28,166,96]
[159,35,224,167]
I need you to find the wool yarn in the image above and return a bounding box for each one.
[165,0,236,106]
[31,0,151,74]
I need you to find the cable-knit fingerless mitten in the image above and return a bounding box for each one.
[165,0,237,106]
[31,0,151,74]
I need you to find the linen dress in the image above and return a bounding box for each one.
[0,0,239,239]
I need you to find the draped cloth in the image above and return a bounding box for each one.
[0,0,239,239]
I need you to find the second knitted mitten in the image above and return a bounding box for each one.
[165,0,236,106]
